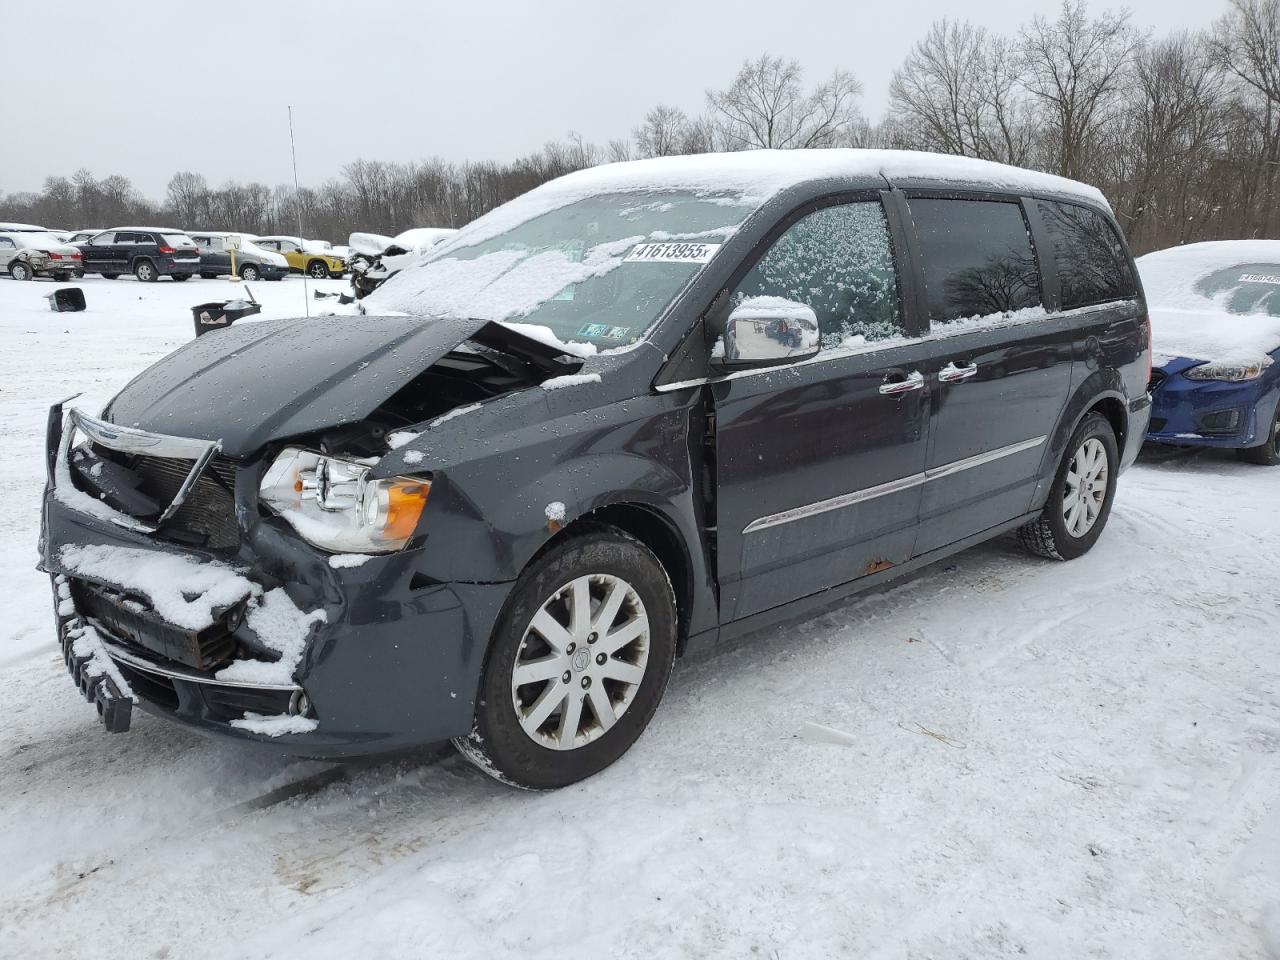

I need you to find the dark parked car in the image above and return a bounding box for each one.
[78,227,200,281]
[40,151,1150,789]
[188,231,290,281]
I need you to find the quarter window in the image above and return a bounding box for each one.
[731,200,904,347]
[0,237,14,249]
[1037,201,1135,308]
[908,198,1042,324]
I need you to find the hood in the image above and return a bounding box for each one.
[103,314,502,458]
[1150,304,1280,367]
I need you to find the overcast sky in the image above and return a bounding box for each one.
[4,0,1221,198]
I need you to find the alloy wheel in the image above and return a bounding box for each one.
[510,574,650,751]
[1062,437,1108,537]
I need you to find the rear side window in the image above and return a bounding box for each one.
[162,233,194,247]
[731,200,904,346]
[908,198,1042,325]
[0,237,14,249]
[90,231,114,244]
[1037,201,1135,308]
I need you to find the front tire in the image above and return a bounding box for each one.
[306,259,329,279]
[239,263,260,282]
[9,261,33,281]
[454,527,676,789]
[133,260,157,282]
[1237,403,1280,465]
[101,273,120,279]
[1019,412,1118,560]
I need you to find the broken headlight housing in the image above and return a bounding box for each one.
[259,447,430,553]
[1183,357,1273,382]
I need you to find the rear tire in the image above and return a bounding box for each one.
[454,527,676,789]
[200,273,218,280]
[9,261,33,281]
[306,259,329,279]
[239,263,260,282]
[171,273,190,282]
[52,271,70,282]
[1019,412,1118,561]
[1237,404,1280,465]
[101,273,120,279]
[133,260,157,282]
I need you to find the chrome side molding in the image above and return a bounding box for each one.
[743,435,1047,533]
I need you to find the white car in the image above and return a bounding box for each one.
[0,227,84,281]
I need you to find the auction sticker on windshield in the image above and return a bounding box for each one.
[625,242,721,264]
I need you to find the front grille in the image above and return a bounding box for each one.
[90,444,241,550]
[69,577,241,670]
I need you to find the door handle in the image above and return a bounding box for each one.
[938,361,979,383]
[879,370,925,395]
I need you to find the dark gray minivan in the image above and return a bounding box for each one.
[41,150,1150,789]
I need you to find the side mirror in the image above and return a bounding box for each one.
[717,297,821,368]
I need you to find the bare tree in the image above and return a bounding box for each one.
[1019,1,1145,180]
[707,54,863,149]
[634,105,690,158]
[1211,0,1280,234]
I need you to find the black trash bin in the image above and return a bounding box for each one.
[191,292,262,338]
[47,288,86,312]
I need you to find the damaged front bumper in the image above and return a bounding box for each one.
[40,401,510,758]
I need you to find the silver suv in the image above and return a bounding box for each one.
[0,224,84,281]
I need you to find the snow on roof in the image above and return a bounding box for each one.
[112,226,187,233]
[450,149,1108,254]
[1139,241,1280,363]
[0,222,48,231]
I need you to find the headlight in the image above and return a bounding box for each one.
[1183,357,1273,382]
[259,447,430,553]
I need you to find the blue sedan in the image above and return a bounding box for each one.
[1139,242,1280,465]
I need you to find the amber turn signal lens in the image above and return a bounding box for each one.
[384,481,430,541]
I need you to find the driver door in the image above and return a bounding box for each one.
[711,196,931,621]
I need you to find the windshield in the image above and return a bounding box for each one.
[370,190,756,350]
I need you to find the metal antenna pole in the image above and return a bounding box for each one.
[288,105,310,317]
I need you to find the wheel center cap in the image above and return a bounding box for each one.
[571,648,591,673]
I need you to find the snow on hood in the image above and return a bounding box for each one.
[1139,241,1280,363]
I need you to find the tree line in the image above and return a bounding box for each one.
[2,0,1276,256]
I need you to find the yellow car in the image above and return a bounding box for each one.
[252,235,346,279]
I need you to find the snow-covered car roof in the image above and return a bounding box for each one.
[1138,240,1280,363]
[0,222,49,231]
[450,149,1109,254]
[110,226,188,233]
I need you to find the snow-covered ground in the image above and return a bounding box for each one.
[2,273,1279,958]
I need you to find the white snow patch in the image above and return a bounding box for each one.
[59,544,257,631]
[544,501,566,522]
[229,713,319,737]
[215,588,326,685]
[402,450,425,465]
[429,402,482,428]
[499,322,598,358]
[386,430,419,449]
[68,620,136,702]
[328,554,374,569]
[541,373,602,391]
